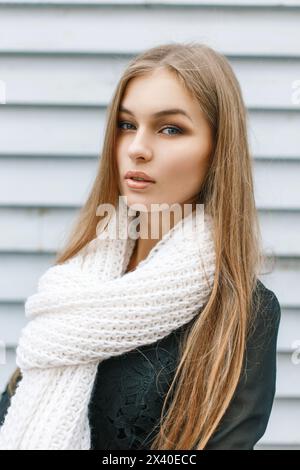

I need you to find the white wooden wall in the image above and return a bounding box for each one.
[0,0,299,449]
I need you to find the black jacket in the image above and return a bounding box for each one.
[0,279,281,450]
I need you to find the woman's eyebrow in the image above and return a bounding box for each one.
[119,106,193,123]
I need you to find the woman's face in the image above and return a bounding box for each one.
[116,68,214,212]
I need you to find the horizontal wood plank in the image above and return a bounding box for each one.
[0,5,299,56]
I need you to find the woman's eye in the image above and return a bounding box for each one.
[117,121,183,136]
[117,121,134,131]
[161,126,183,136]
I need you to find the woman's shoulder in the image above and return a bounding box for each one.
[140,278,282,353]
[253,278,281,313]
[174,278,281,345]
[249,278,281,341]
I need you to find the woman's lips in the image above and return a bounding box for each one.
[125,178,155,189]
[124,170,156,182]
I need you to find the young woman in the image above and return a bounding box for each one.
[0,42,281,450]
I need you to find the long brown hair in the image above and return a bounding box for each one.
[8,41,266,449]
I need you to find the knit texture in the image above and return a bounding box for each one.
[0,198,216,449]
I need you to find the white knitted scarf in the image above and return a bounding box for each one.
[0,198,216,450]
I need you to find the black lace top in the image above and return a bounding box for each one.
[0,279,281,450]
